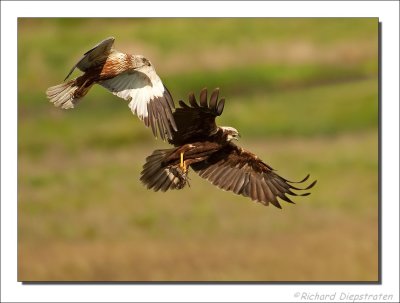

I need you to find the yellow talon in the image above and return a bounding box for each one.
[180,152,187,173]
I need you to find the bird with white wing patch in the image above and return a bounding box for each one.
[46,37,177,140]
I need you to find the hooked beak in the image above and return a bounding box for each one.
[230,134,240,141]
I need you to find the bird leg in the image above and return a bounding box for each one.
[180,152,187,173]
[163,144,216,173]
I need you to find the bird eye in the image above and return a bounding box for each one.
[142,58,150,66]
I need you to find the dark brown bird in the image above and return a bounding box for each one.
[46,37,177,140]
[140,88,316,208]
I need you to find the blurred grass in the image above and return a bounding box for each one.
[18,18,378,281]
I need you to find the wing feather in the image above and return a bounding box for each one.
[248,174,256,201]
[209,165,228,183]
[99,70,176,140]
[192,143,316,208]
[209,88,219,110]
[170,88,224,146]
[178,100,190,109]
[255,177,266,204]
[164,86,175,109]
[216,98,225,116]
[260,180,272,206]
[226,169,243,192]
[199,88,208,107]
[147,100,157,137]
[221,167,238,189]
[232,172,247,195]
[65,37,115,81]
[154,99,170,138]
[188,92,199,108]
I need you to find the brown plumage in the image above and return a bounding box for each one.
[140,88,316,208]
[46,37,177,140]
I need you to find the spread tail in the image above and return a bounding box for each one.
[140,148,190,192]
[46,77,92,109]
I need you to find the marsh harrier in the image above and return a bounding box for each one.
[46,37,176,140]
[140,88,316,208]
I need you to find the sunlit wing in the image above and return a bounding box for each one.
[170,88,225,146]
[99,69,176,140]
[191,143,317,208]
[64,37,115,81]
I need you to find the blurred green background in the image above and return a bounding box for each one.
[18,18,378,281]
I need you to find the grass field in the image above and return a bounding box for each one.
[18,18,379,281]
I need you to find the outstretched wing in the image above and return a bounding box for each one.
[169,88,225,146]
[191,143,317,208]
[64,37,115,81]
[98,67,177,141]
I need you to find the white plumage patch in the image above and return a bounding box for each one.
[220,126,239,134]
[128,85,159,120]
[99,68,165,121]
[46,80,79,109]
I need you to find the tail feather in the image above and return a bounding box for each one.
[46,78,91,109]
[46,80,79,109]
[140,149,189,192]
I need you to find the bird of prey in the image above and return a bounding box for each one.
[46,37,177,140]
[140,88,316,208]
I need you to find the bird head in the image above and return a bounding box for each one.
[133,55,152,69]
[220,126,241,141]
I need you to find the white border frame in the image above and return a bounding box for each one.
[1,1,399,302]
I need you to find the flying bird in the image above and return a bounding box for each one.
[46,37,177,140]
[140,88,316,208]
